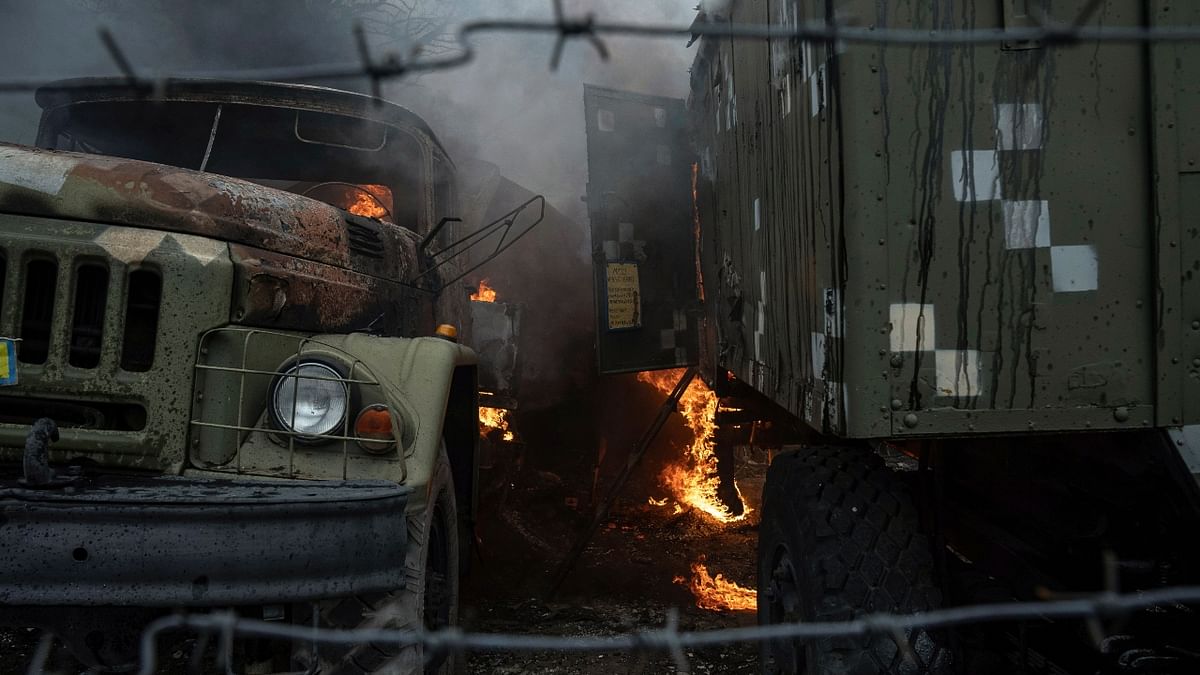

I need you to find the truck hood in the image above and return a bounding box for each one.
[0,142,374,270]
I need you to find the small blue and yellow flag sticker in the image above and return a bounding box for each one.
[0,338,17,387]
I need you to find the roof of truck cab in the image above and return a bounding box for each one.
[34,77,451,161]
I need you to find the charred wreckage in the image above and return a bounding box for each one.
[0,78,545,673]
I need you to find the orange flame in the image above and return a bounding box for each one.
[472,279,498,303]
[347,190,388,219]
[674,559,756,612]
[479,406,514,442]
[637,369,750,524]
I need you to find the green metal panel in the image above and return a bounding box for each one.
[690,0,1165,438]
[1152,0,1200,427]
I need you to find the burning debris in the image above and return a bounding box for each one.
[637,369,750,524]
[635,369,757,612]
[471,278,498,303]
[479,404,515,442]
[675,557,757,613]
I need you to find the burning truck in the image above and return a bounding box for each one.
[583,1,1200,672]
[0,78,541,673]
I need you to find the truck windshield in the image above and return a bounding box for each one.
[38,99,422,229]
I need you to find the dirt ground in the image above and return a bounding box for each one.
[461,447,768,674]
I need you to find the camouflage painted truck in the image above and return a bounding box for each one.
[0,79,492,673]
[584,1,1200,672]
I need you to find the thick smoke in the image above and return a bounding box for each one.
[391,1,699,408]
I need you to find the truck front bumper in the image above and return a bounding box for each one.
[0,475,411,606]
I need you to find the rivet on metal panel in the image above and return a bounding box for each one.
[903,413,919,428]
[1193,321,1200,330]
[878,238,885,245]
[1173,357,1180,364]
[1113,407,1130,423]
[890,399,903,411]
[889,354,904,368]
[1028,421,1035,429]
[1191,358,1199,367]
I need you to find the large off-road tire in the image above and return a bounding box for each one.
[757,445,950,674]
[297,449,460,675]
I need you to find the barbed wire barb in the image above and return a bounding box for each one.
[352,20,384,102]
[548,0,609,71]
[97,26,138,87]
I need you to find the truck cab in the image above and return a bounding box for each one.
[0,79,478,673]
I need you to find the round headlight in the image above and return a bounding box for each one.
[269,360,349,441]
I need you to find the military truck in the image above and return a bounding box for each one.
[0,79,505,673]
[584,1,1200,672]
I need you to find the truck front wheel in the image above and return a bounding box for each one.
[299,447,460,675]
[757,445,949,674]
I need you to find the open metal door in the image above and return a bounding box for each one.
[583,85,698,374]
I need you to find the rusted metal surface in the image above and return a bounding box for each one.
[231,242,432,337]
[1,143,367,271]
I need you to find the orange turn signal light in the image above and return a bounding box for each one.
[355,404,396,454]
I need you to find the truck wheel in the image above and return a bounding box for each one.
[757,445,949,674]
[299,448,460,675]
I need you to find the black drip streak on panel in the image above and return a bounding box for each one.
[827,0,849,435]
[800,5,821,420]
[986,46,1054,410]
[953,0,979,410]
[877,0,893,185]
[906,0,954,411]
[1090,3,1107,120]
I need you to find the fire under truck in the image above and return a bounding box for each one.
[583,1,1200,672]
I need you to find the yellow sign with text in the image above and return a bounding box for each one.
[606,263,642,330]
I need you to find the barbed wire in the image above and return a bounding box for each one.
[2,0,1200,93]
[17,585,1196,674]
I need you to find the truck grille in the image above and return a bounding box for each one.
[69,264,109,369]
[19,259,57,365]
[120,269,162,372]
[1,249,162,372]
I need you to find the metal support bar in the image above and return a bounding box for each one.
[547,367,697,597]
